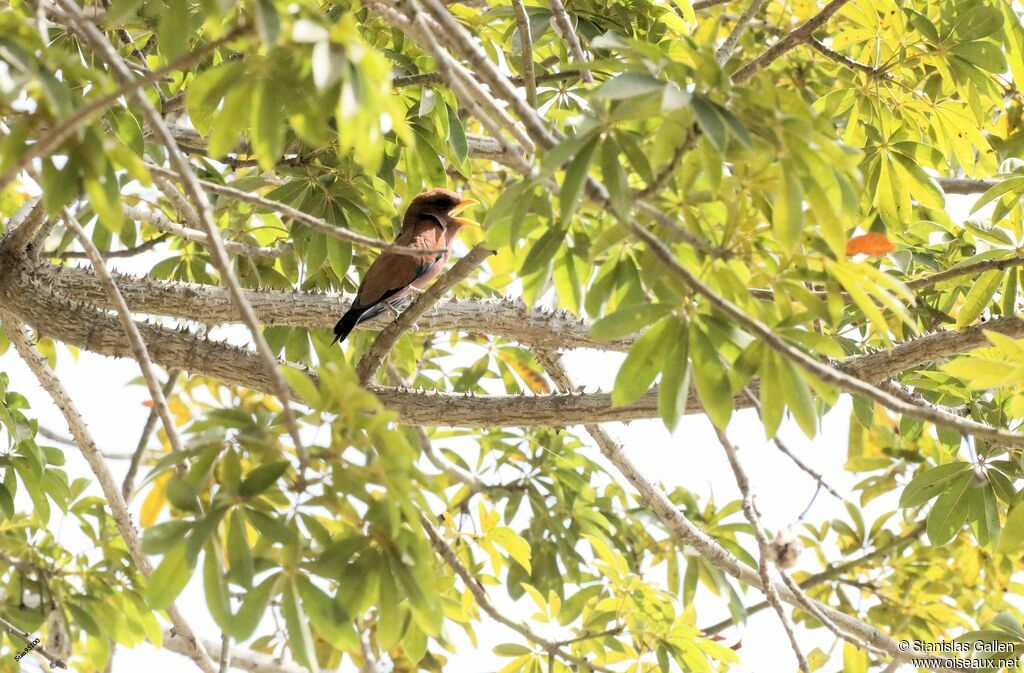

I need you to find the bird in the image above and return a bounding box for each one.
[332,188,479,344]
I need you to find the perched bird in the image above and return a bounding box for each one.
[332,189,479,344]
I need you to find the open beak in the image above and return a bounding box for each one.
[450,197,480,227]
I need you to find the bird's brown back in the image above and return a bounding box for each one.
[353,216,450,308]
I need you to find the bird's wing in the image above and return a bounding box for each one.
[353,217,445,310]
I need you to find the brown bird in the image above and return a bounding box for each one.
[332,189,479,344]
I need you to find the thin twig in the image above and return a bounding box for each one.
[420,515,616,673]
[701,523,926,634]
[547,0,592,82]
[0,25,249,194]
[62,209,189,466]
[731,0,852,83]
[742,389,844,500]
[715,0,769,65]
[5,318,217,673]
[124,205,292,259]
[386,364,487,489]
[356,244,494,384]
[0,614,67,669]
[714,427,810,673]
[217,632,231,673]
[123,369,181,501]
[55,234,172,260]
[511,0,538,106]
[808,37,890,79]
[142,163,445,257]
[393,68,576,89]
[637,128,700,201]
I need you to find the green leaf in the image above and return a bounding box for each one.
[658,317,691,431]
[203,544,231,629]
[227,573,279,640]
[600,135,630,219]
[255,0,280,45]
[759,351,785,438]
[772,161,803,252]
[612,317,671,406]
[956,269,1004,328]
[900,462,971,508]
[590,303,672,341]
[240,460,290,497]
[519,227,565,277]
[494,643,532,656]
[157,0,189,62]
[926,472,973,545]
[691,95,726,151]
[251,76,284,171]
[146,543,195,609]
[165,476,201,512]
[227,508,254,588]
[376,566,404,650]
[281,577,320,673]
[297,576,359,651]
[560,138,599,227]
[593,72,665,100]
[141,520,193,555]
[690,325,733,429]
[968,482,1000,549]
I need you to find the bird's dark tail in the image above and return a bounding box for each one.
[332,306,368,345]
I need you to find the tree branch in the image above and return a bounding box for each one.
[510,0,538,106]
[143,163,444,257]
[701,522,926,634]
[4,317,217,673]
[731,0,852,83]
[356,244,494,384]
[122,205,292,259]
[936,177,998,194]
[715,428,810,672]
[162,629,307,673]
[420,515,615,673]
[547,0,593,82]
[533,351,942,666]
[715,0,769,66]
[0,614,67,669]
[123,369,181,501]
[55,234,172,260]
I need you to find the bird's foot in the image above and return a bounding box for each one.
[384,302,402,318]
[409,285,426,294]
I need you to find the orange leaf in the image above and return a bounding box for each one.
[141,400,153,408]
[498,352,552,394]
[845,233,895,257]
[139,472,170,527]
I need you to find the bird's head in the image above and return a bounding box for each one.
[405,189,480,230]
